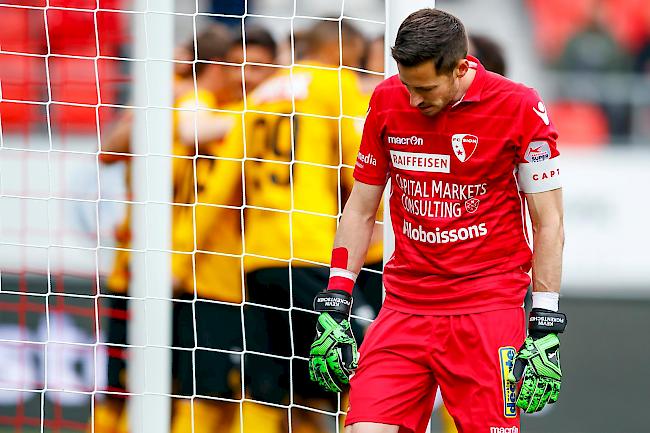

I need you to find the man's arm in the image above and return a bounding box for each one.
[308,180,384,393]
[176,110,235,154]
[509,187,566,413]
[332,181,385,276]
[526,188,564,297]
[100,112,133,163]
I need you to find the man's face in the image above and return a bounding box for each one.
[397,60,463,116]
[342,36,365,68]
[227,45,276,94]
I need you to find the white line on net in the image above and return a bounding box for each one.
[2,3,384,26]
[0,96,374,122]
[39,3,55,409]
[0,385,347,418]
[0,238,383,275]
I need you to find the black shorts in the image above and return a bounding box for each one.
[103,294,244,399]
[173,298,243,399]
[243,264,381,406]
[103,296,128,393]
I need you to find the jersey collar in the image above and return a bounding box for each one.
[459,55,486,103]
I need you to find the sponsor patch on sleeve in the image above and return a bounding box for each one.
[524,141,551,163]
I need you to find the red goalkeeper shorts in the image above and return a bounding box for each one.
[345,306,526,433]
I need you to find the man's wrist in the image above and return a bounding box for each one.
[327,247,357,294]
[532,291,559,312]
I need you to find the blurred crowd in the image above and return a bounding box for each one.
[527,0,650,145]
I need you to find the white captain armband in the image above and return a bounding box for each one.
[517,140,562,193]
[517,157,562,193]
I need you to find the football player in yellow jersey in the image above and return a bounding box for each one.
[89,23,236,433]
[172,20,377,433]
[171,25,278,433]
[89,23,277,433]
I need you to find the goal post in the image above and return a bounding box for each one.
[127,2,175,433]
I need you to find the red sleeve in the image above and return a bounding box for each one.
[352,90,390,186]
[517,87,559,162]
[516,88,562,193]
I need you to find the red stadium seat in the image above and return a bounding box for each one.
[46,8,98,57]
[526,0,593,60]
[49,57,120,132]
[47,0,126,57]
[527,0,650,60]
[602,0,650,53]
[547,101,609,147]
[0,54,48,130]
[0,5,46,55]
[0,1,126,130]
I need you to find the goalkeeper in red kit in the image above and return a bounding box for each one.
[309,8,566,433]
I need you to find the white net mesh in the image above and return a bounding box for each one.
[0,1,386,432]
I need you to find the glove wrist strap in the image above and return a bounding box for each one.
[314,290,352,317]
[528,308,567,336]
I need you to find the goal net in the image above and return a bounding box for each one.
[0,1,393,432]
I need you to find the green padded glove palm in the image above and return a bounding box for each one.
[508,308,567,413]
[309,291,359,393]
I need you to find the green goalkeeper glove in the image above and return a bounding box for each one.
[508,308,567,413]
[309,290,359,393]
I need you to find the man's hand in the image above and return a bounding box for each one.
[309,290,359,393]
[508,308,567,413]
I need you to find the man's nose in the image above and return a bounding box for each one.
[409,92,423,107]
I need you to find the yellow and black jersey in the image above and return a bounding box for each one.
[172,89,243,302]
[173,63,371,274]
[106,88,243,302]
[106,163,132,295]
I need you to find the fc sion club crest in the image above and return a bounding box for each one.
[451,134,478,162]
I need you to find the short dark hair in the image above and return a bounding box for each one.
[304,19,364,53]
[391,8,468,74]
[240,26,278,60]
[192,23,234,75]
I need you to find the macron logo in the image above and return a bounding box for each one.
[532,101,550,126]
[490,428,519,433]
[387,135,424,146]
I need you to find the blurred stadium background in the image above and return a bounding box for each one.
[0,0,649,433]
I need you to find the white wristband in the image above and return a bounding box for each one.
[532,291,559,312]
[329,267,358,281]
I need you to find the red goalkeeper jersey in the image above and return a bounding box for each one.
[354,57,561,314]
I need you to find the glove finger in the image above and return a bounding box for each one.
[310,357,334,392]
[531,380,550,413]
[326,349,350,386]
[516,370,535,411]
[537,380,554,411]
[526,377,549,413]
[548,380,561,404]
[309,357,324,385]
[340,343,354,369]
[308,357,320,384]
[317,356,341,393]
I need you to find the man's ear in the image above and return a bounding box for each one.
[456,59,470,78]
